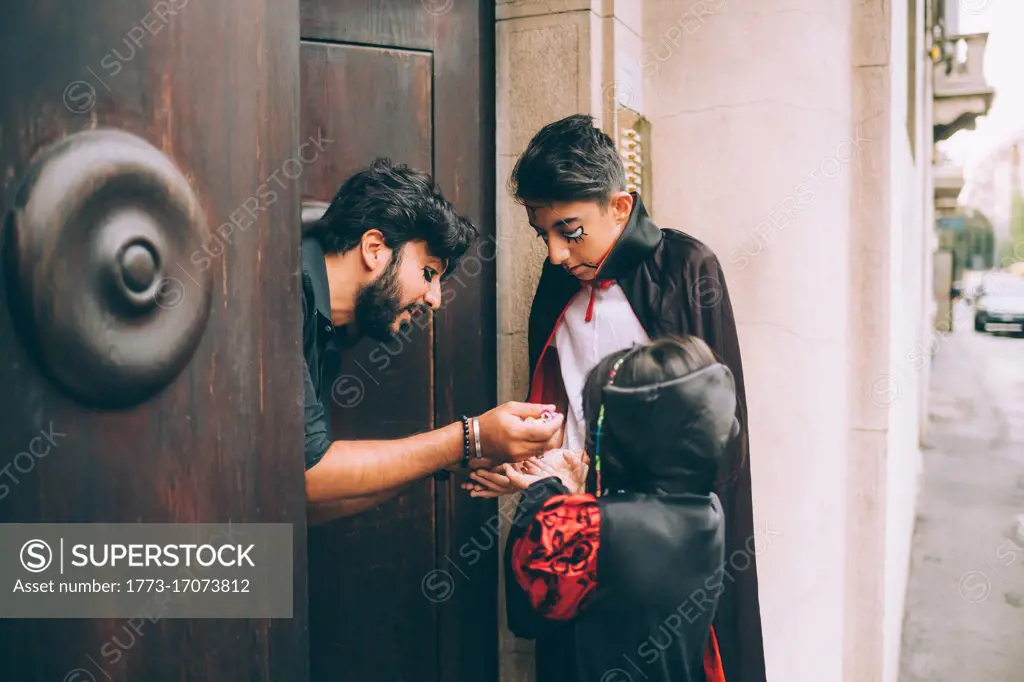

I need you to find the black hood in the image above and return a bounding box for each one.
[601,362,739,495]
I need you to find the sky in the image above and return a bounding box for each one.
[939,0,1024,173]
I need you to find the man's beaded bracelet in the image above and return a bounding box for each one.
[460,415,472,469]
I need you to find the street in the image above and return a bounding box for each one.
[899,304,1024,681]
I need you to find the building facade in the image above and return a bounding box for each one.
[0,1,996,680]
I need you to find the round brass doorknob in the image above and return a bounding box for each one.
[3,129,213,408]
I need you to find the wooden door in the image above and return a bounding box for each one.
[300,2,497,681]
[0,2,307,681]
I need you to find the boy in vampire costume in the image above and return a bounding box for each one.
[465,115,766,682]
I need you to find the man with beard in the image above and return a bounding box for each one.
[302,158,563,523]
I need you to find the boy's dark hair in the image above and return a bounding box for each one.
[308,157,477,279]
[510,114,627,205]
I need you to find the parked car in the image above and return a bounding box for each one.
[974,275,1024,334]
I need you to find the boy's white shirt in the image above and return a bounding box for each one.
[554,281,650,452]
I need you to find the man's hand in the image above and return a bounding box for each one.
[305,403,562,508]
[476,402,564,463]
[542,417,564,452]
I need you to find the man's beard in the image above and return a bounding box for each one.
[354,251,407,343]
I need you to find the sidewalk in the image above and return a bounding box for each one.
[898,315,1024,681]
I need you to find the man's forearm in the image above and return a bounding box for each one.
[307,484,409,525]
[305,422,463,503]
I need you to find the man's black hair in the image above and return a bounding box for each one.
[308,157,477,279]
[510,114,627,205]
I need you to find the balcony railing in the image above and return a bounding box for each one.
[933,33,995,142]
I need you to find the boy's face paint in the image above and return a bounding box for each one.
[525,192,633,281]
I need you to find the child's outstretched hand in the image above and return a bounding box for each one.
[505,449,588,494]
[463,449,588,497]
[502,460,549,491]
[543,449,589,493]
[463,465,519,498]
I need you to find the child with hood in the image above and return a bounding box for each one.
[502,336,736,682]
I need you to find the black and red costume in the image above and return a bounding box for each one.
[506,195,765,682]
[506,358,742,682]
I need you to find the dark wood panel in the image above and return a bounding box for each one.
[300,42,438,682]
[429,3,500,682]
[300,0,437,50]
[0,2,306,682]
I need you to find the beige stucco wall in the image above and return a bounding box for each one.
[644,1,853,679]
[642,1,929,680]
[846,0,893,677]
[882,2,928,681]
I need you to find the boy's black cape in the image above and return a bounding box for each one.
[513,194,766,682]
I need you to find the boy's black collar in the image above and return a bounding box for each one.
[593,192,663,281]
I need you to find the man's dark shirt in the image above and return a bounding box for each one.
[301,236,342,469]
